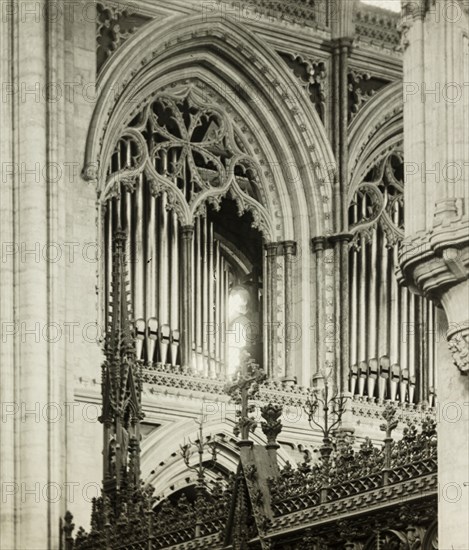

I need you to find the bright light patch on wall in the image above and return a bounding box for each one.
[227,289,250,376]
[361,0,401,12]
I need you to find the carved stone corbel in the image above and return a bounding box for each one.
[447,326,469,374]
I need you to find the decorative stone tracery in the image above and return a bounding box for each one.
[104,84,274,235]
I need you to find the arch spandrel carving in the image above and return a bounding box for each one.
[348,79,403,195]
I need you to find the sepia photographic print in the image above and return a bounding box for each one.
[1,0,468,548]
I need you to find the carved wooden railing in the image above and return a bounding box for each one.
[269,412,437,516]
[69,408,436,549]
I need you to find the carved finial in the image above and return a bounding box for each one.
[224,351,266,443]
[62,511,75,550]
[380,403,399,438]
[260,403,283,445]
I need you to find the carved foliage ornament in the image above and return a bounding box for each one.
[104,85,273,235]
[349,150,404,247]
[96,3,150,73]
[279,52,327,123]
[348,71,391,122]
[448,327,469,374]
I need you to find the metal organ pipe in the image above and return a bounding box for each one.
[390,211,400,367]
[145,187,157,363]
[368,228,378,361]
[208,222,215,377]
[105,140,239,377]
[408,292,416,403]
[202,216,209,375]
[378,233,390,401]
[357,194,367,378]
[347,182,438,406]
[195,217,203,372]
[399,286,408,403]
[215,241,222,374]
[134,175,145,360]
[220,257,226,373]
[170,210,180,366]
[159,188,170,364]
[349,199,358,396]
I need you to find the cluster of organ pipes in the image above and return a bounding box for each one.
[348,189,437,406]
[104,147,233,375]
[192,216,231,376]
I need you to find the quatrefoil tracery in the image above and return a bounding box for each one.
[103,87,272,237]
[349,150,404,247]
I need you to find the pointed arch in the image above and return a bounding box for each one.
[83,14,336,241]
[348,80,403,200]
[139,417,293,499]
[83,14,337,375]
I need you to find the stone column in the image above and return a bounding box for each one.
[283,241,297,384]
[330,2,355,393]
[0,1,68,548]
[400,2,469,547]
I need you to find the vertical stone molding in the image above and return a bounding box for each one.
[264,241,297,381]
[400,2,469,547]
[400,0,469,375]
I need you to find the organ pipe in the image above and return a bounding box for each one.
[378,239,389,358]
[400,287,408,374]
[134,175,145,360]
[350,201,358,372]
[408,292,416,403]
[180,225,194,368]
[202,216,209,375]
[357,240,366,364]
[368,227,378,361]
[195,217,203,372]
[105,135,240,377]
[348,190,437,405]
[208,221,215,377]
[158,190,170,364]
[146,192,157,363]
[170,211,179,366]
[215,241,222,373]
[220,257,226,371]
[389,212,400,368]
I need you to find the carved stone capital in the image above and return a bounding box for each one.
[263,241,297,257]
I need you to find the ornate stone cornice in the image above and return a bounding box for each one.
[400,216,469,374]
[353,3,401,51]
[399,218,469,298]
